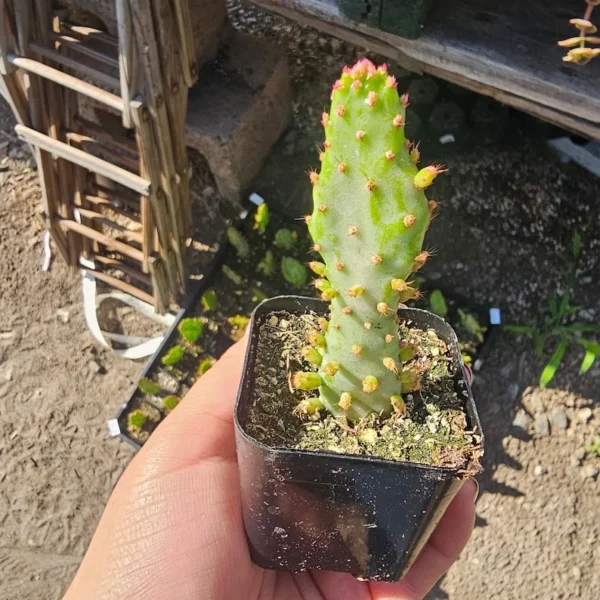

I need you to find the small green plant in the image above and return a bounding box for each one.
[281,257,308,287]
[228,315,250,341]
[138,378,162,395]
[201,290,218,311]
[253,203,270,233]
[227,227,250,258]
[128,410,147,429]
[258,250,276,276]
[274,228,297,250]
[584,434,600,457]
[252,287,268,303]
[162,345,185,366]
[558,2,599,65]
[163,395,180,411]
[429,289,448,318]
[197,357,216,377]
[458,309,486,344]
[179,318,204,344]
[505,233,600,388]
[222,265,243,285]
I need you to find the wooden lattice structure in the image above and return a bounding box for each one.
[0,0,198,313]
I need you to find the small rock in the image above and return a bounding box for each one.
[56,308,70,323]
[533,465,547,476]
[571,566,582,580]
[0,140,8,158]
[512,410,531,432]
[88,360,103,374]
[550,406,569,431]
[570,447,586,467]
[580,463,599,480]
[534,414,550,437]
[530,393,545,414]
[577,408,593,424]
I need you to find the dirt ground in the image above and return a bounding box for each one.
[1,2,599,599]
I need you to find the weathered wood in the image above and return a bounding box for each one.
[85,191,139,213]
[83,266,155,305]
[248,0,600,138]
[61,24,119,49]
[93,254,152,286]
[8,54,124,112]
[148,256,168,314]
[0,73,29,125]
[65,131,140,172]
[73,206,144,244]
[0,0,17,74]
[49,33,119,70]
[15,124,151,195]
[59,217,144,262]
[29,42,120,90]
[73,115,139,155]
[115,0,134,128]
[172,0,197,86]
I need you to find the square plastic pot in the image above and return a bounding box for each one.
[235,295,483,582]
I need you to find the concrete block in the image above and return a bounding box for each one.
[185,32,292,204]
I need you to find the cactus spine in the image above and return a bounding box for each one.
[294,59,442,422]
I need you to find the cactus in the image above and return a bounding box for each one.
[163,395,180,412]
[162,345,185,366]
[274,228,297,250]
[227,227,250,258]
[282,257,308,287]
[179,318,204,344]
[253,203,270,233]
[201,290,218,311]
[138,378,162,396]
[294,59,443,422]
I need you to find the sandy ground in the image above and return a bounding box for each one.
[1,2,599,598]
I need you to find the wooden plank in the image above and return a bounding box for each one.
[0,0,16,74]
[73,206,144,243]
[0,73,29,125]
[61,24,119,49]
[8,54,124,112]
[65,131,140,172]
[59,217,144,262]
[172,0,197,86]
[29,42,120,90]
[83,266,155,305]
[248,0,600,138]
[93,254,152,286]
[49,33,119,70]
[15,124,151,195]
[116,0,134,128]
[148,256,168,314]
[73,115,139,155]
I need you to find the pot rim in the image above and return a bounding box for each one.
[234,294,482,476]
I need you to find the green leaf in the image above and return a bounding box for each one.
[281,257,308,287]
[579,350,596,375]
[547,293,558,318]
[429,289,448,318]
[577,339,600,354]
[564,323,600,334]
[163,395,180,411]
[161,345,185,366]
[253,203,270,234]
[179,318,204,344]
[222,265,243,285]
[533,330,545,357]
[138,378,162,395]
[572,232,581,260]
[539,338,568,388]
[227,227,250,258]
[201,290,218,311]
[273,228,298,250]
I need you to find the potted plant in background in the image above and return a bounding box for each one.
[234,58,483,581]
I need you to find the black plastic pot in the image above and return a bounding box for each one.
[235,295,483,582]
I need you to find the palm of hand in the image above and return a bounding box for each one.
[65,342,475,600]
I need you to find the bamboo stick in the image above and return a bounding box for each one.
[0,0,16,74]
[61,24,119,49]
[84,266,155,305]
[84,192,139,213]
[65,131,140,172]
[73,115,139,155]
[148,256,168,314]
[73,206,144,243]
[0,73,29,125]
[93,254,151,286]
[49,33,119,70]
[13,0,32,57]
[59,217,144,262]
[8,54,124,112]
[29,42,120,90]
[15,124,151,195]
[115,0,134,128]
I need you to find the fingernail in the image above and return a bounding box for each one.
[468,477,480,504]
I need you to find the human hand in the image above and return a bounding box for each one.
[64,338,477,600]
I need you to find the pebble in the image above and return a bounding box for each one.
[56,308,70,323]
[580,464,599,480]
[534,414,550,437]
[570,447,586,467]
[550,406,569,431]
[533,465,547,476]
[512,410,531,435]
[577,408,593,424]
[88,360,103,374]
[571,566,582,580]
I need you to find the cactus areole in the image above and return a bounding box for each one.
[297,59,442,422]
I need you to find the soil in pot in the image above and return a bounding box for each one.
[245,309,482,472]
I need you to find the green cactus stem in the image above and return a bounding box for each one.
[128,410,147,429]
[138,378,162,396]
[282,257,308,287]
[162,345,185,366]
[295,58,443,423]
[274,228,297,250]
[179,318,204,344]
[227,227,250,258]
[201,290,218,311]
[163,395,180,412]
